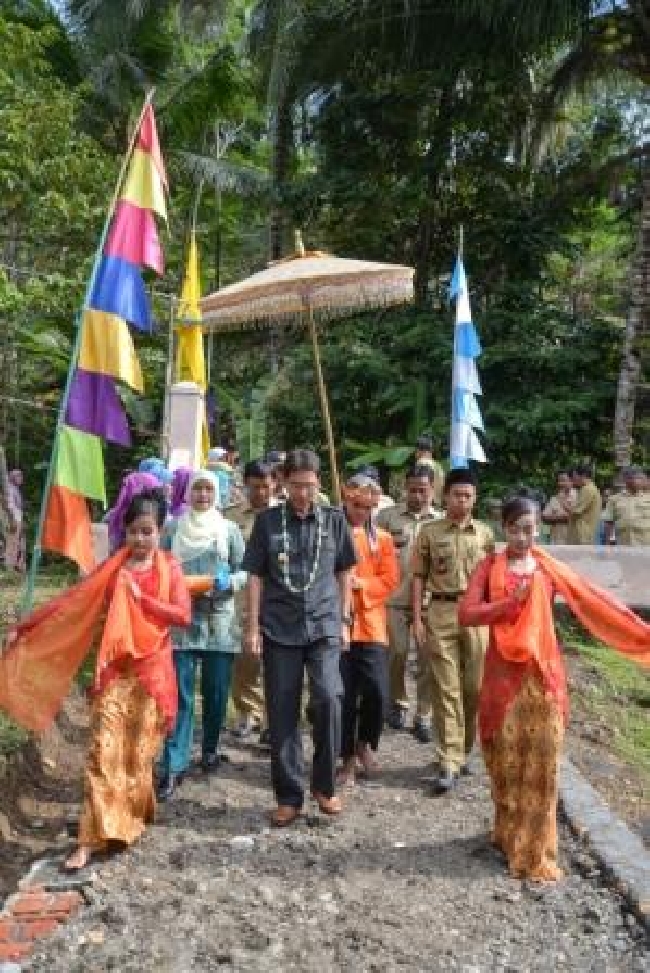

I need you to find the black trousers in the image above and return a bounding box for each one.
[340,642,389,759]
[263,638,343,808]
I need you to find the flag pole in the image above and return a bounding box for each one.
[22,90,156,613]
[450,225,463,469]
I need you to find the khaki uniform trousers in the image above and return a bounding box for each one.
[426,600,487,773]
[387,606,433,720]
[231,653,265,725]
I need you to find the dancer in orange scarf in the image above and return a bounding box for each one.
[458,495,650,882]
[0,489,191,871]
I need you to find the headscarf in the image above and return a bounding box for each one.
[107,472,160,551]
[170,466,193,518]
[138,457,173,485]
[171,469,229,564]
[343,474,382,550]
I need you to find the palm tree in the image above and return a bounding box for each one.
[459,0,650,465]
[60,0,180,145]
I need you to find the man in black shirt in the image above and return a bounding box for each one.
[243,448,356,825]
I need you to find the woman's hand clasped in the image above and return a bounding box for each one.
[128,578,142,601]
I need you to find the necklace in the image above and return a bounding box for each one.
[280,501,323,593]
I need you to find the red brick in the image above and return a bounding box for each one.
[0,919,19,942]
[19,917,60,940]
[0,941,33,961]
[44,890,82,918]
[11,893,52,917]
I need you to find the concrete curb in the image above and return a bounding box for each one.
[559,756,650,928]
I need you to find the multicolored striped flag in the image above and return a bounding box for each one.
[449,255,486,468]
[41,101,168,573]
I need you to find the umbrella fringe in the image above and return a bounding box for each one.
[200,287,413,333]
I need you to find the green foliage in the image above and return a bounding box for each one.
[0,712,28,755]
[0,0,647,531]
[216,374,277,462]
[560,619,650,774]
[0,15,115,505]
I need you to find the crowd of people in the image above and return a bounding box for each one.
[3,439,650,884]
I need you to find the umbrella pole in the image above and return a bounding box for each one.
[306,305,341,504]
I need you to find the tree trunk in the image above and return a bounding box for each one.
[413,84,456,305]
[613,173,650,468]
[269,99,294,261]
[0,218,19,449]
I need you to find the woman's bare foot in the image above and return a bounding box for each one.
[64,845,91,871]
[356,743,379,776]
[336,758,356,788]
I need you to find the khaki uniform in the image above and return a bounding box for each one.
[377,502,442,720]
[413,518,494,773]
[226,502,265,725]
[603,491,650,546]
[566,480,602,544]
[542,489,576,544]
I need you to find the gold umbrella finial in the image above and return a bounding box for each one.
[294,229,306,257]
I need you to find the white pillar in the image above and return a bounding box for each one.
[168,381,204,470]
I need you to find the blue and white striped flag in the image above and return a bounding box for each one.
[449,256,486,468]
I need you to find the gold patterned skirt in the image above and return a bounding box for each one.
[78,674,165,850]
[482,675,564,882]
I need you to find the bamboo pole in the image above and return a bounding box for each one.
[306,303,341,505]
[450,225,463,469]
[22,90,156,613]
[161,295,176,460]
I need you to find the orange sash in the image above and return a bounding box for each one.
[488,552,558,676]
[93,552,171,691]
[489,547,650,669]
[0,550,175,732]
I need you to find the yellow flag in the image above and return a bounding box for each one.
[175,233,210,456]
[79,310,144,392]
[120,148,167,221]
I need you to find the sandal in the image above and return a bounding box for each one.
[63,845,92,872]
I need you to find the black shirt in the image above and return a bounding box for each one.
[242,502,357,646]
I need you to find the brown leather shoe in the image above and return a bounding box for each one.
[311,792,343,815]
[270,804,302,827]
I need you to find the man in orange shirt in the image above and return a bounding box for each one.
[338,475,400,787]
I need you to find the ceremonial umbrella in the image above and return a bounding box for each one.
[200,238,414,502]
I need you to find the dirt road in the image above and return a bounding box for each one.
[23,725,649,972]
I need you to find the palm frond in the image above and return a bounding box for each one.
[180,151,270,195]
[527,23,624,164]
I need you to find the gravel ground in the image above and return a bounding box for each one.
[25,725,649,973]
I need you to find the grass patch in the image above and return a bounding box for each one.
[560,619,650,776]
[0,711,28,755]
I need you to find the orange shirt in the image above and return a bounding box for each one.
[350,527,400,645]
